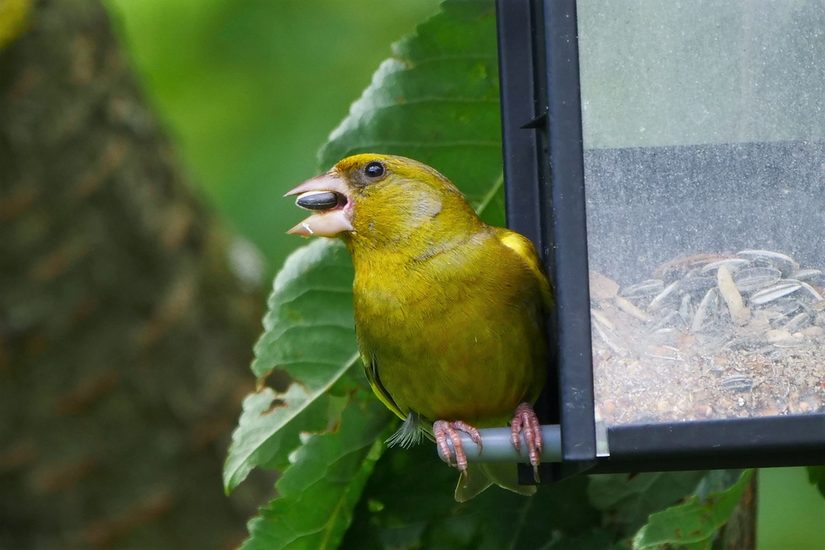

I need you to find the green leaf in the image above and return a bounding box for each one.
[342,445,601,550]
[240,397,392,550]
[319,0,504,225]
[807,466,825,499]
[228,0,515,542]
[251,238,355,380]
[588,471,709,533]
[224,239,362,492]
[226,0,503,497]
[631,469,754,550]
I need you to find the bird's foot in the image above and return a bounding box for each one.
[511,402,542,481]
[433,420,482,474]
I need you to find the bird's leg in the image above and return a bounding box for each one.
[511,402,543,481]
[433,420,482,474]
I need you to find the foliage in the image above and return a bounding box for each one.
[240,400,389,550]
[632,470,753,550]
[318,0,506,225]
[341,444,606,550]
[807,466,825,499]
[224,1,768,548]
[224,239,365,493]
[588,471,710,534]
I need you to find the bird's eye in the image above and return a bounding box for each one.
[364,161,385,179]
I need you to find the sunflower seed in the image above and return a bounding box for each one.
[737,249,799,276]
[621,279,664,299]
[295,191,341,210]
[782,312,811,332]
[648,281,679,310]
[791,269,823,284]
[733,266,782,293]
[750,281,803,305]
[615,296,650,322]
[798,281,824,302]
[591,308,615,331]
[692,288,719,333]
[721,375,753,392]
[701,258,750,275]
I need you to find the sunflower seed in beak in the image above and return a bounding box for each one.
[295,191,341,211]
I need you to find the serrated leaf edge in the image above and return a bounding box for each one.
[224,351,360,492]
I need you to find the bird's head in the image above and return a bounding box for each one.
[285,154,481,249]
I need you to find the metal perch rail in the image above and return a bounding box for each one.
[436,425,562,464]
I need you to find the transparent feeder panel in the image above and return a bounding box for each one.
[577,1,825,426]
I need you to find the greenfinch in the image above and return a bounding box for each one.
[286,154,551,500]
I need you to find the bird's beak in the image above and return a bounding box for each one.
[284,172,354,237]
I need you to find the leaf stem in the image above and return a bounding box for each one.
[475,171,504,216]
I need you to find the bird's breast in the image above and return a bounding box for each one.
[350,249,546,424]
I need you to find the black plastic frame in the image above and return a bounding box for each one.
[496,0,825,479]
[497,0,597,481]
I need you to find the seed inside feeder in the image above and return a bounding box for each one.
[591,249,825,425]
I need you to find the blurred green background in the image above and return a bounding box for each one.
[103,1,824,548]
[106,0,439,273]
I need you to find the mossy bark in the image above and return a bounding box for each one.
[0,1,266,547]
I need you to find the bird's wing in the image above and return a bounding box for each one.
[363,353,434,447]
[362,352,406,420]
[494,228,553,310]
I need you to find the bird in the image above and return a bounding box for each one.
[285,153,551,501]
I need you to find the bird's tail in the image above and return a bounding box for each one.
[454,463,537,502]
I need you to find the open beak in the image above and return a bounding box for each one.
[284,171,354,237]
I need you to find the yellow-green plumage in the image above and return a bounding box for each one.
[287,153,551,500]
[332,155,549,429]
[353,224,548,425]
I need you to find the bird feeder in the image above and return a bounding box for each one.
[471,0,825,480]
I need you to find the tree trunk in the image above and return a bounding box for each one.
[1,1,267,547]
[715,474,758,550]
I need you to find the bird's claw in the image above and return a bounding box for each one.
[434,420,482,474]
[511,402,542,481]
